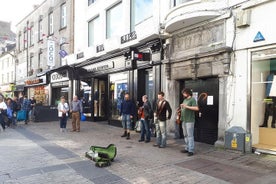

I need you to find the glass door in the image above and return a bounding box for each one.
[93,78,108,121]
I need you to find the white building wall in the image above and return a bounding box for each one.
[233,0,276,144]
[74,0,162,65]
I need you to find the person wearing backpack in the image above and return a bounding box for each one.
[138,95,153,143]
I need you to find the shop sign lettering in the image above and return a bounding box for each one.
[25,78,43,86]
[47,40,55,67]
[121,31,137,44]
[51,71,68,82]
[84,61,114,72]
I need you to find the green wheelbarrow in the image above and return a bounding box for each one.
[85,144,117,167]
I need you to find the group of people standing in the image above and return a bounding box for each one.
[119,88,198,156]
[57,95,83,132]
[0,94,36,131]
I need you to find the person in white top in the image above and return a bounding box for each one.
[0,96,8,131]
[57,96,69,132]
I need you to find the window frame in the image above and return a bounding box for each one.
[48,12,54,35]
[60,3,67,29]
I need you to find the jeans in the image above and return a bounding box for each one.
[60,116,67,128]
[140,119,151,141]
[155,120,167,147]
[182,122,195,153]
[121,114,131,130]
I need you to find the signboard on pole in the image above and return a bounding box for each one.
[47,40,55,67]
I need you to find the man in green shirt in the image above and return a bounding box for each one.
[180,88,199,156]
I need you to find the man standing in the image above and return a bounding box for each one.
[154,91,172,148]
[180,88,199,156]
[70,95,83,132]
[138,95,153,143]
[22,95,31,124]
[120,92,135,140]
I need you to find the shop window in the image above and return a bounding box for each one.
[130,0,153,32]
[251,58,276,130]
[109,72,128,120]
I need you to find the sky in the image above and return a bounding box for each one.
[0,0,45,32]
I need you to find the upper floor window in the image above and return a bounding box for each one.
[60,3,67,29]
[18,33,22,51]
[88,0,96,6]
[131,0,153,31]
[88,16,100,47]
[48,12,54,35]
[24,30,27,49]
[171,0,193,8]
[38,19,43,41]
[106,2,123,39]
[29,26,34,46]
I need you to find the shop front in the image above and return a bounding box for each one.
[250,47,276,153]
[77,41,162,126]
[166,19,232,145]
[23,75,58,122]
[48,66,75,106]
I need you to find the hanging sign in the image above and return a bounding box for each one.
[47,40,55,67]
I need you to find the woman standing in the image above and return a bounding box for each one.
[58,96,69,132]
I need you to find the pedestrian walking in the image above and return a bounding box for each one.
[153,91,172,148]
[58,96,69,132]
[22,95,31,124]
[138,95,153,143]
[0,96,7,131]
[120,92,135,140]
[30,96,36,121]
[11,96,20,127]
[70,95,83,132]
[180,88,199,156]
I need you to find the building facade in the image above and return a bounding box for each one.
[16,0,75,105]
[74,0,165,124]
[0,21,16,97]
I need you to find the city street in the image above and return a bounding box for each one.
[0,121,276,184]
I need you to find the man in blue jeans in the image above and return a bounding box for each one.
[154,91,172,148]
[138,95,153,143]
[180,88,199,156]
[120,93,135,140]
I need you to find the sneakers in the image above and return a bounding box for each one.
[138,139,145,142]
[187,152,194,156]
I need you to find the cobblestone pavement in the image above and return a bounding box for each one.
[1,121,276,184]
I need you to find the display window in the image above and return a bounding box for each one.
[251,56,276,147]
[29,86,48,105]
[109,72,128,120]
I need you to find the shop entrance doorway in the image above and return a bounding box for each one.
[92,77,108,121]
[182,78,219,145]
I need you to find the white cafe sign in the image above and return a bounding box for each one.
[51,71,69,83]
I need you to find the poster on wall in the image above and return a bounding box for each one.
[116,83,128,110]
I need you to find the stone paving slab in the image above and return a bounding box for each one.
[2,121,276,184]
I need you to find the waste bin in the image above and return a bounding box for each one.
[225,126,252,153]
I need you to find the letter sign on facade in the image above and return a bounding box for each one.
[47,40,55,67]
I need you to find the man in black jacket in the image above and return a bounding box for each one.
[120,93,135,140]
[154,91,172,148]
